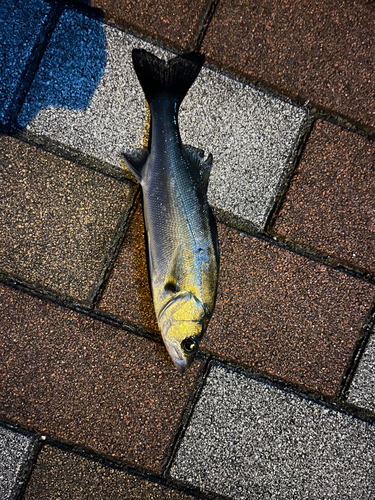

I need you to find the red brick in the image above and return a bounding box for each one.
[98,198,158,333]
[203,225,374,396]
[271,120,375,274]
[25,445,196,499]
[0,285,202,472]
[201,0,375,128]
[98,199,375,396]
[84,0,212,51]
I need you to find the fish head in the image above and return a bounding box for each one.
[158,291,207,374]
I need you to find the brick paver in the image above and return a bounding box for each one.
[0,136,136,305]
[80,0,212,51]
[201,0,375,128]
[171,364,375,499]
[98,198,159,333]
[271,120,375,274]
[0,285,202,472]
[0,425,35,500]
[25,445,197,499]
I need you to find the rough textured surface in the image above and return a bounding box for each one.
[25,445,196,499]
[0,425,35,500]
[347,333,375,413]
[203,225,375,396]
[171,364,375,499]
[18,11,306,229]
[17,11,166,169]
[180,67,306,230]
[0,285,202,472]
[0,136,136,304]
[82,0,212,51]
[0,0,53,124]
[98,197,159,332]
[272,120,375,274]
[202,0,375,128]
[100,213,375,396]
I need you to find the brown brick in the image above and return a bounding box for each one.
[83,0,212,51]
[25,445,196,500]
[98,197,158,333]
[0,136,136,305]
[0,285,202,472]
[271,120,375,274]
[203,225,374,396]
[201,0,375,128]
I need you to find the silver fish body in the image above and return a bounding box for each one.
[122,50,219,373]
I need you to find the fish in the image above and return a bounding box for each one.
[122,48,219,374]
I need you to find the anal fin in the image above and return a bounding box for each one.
[121,148,149,183]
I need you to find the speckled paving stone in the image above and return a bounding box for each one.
[25,445,196,500]
[202,0,375,128]
[271,120,375,274]
[17,10,163,169]
[347,333,375,414]
[0,136,135,304]
[0,285,202,472]
[18,10,306,230]
[81,0,212,51]
[0,0,54,125]
[180,67,306,230]
[0,425,35,500]
[171,364,375,499]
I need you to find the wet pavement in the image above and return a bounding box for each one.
[1,0,374,498]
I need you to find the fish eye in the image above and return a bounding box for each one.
[181,337,198,354]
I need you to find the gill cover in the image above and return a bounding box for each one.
[158,291,206,373]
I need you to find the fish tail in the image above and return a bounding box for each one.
[132,49,205,107]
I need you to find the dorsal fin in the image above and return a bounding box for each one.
[120,148,149,183]
[183,145,213,190]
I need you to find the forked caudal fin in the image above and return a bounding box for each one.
[132,49,205,107]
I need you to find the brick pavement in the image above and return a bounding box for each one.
[1,1,374,498]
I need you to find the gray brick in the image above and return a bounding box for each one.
[0,136,136,304]
[347,333,375,413]
[18,11,305,230]
[171,365,375,499]
[180,71,306,230]
[0,0,53,125]
[0,425,35,500]
[17,10,162,169]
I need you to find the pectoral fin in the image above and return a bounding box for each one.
[121,148,149,183]
[164,245,183,294]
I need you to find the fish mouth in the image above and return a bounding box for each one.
[166,342,191,375]
[172,357,189,375]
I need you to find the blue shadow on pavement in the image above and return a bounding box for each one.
[17,8,106,128]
